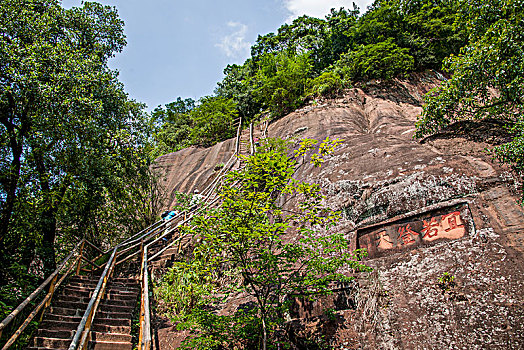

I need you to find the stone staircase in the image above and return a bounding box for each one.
[238,121,265,159]
[27,275,139,350]
[150,234,193,280]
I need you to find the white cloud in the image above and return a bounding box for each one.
[216,22,251,59]
[284,0,374,20]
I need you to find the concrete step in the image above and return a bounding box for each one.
[33,336,71,348]
[48,306,83,317]
[48,305,132,320]
[37,328,73,339]
[90,340,133,350]
[62,286,138,299]
[58,293,137,305]
[66,280,139,292]
[91,331,132,343]
[54,299,135,313]
[59,294,137,305]
[41,319,131,333]
[38,319,131,338]
[44,312,131,329]
[32,335,132,349]
[163,247,179,256]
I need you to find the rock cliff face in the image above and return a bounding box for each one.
[153,71,524,349]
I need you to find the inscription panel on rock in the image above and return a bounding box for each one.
[357,204,470,259]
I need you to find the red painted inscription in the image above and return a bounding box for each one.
[358,207,468,258]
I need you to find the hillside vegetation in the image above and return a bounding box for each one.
[151,0,468,156]
[153,0,524,196]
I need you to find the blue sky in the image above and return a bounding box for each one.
[62,0,373,111]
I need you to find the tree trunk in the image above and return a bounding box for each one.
[0,139,23,244]
[40,207,58,275]
[34,152,59,275]
[0,134,24,287]
[0,95,31,245]
[261,314,267,350]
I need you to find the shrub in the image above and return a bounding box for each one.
[308,71,347,98]
[336,38,414,81]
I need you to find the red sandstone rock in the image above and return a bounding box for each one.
[153,71,524,349]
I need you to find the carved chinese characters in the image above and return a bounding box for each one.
[423,211,465,242]
[358,205,469,259]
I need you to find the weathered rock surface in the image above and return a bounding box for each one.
[153,71,524,349]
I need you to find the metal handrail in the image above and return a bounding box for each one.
[138,245,151,350]
[66,211,187,350]
[119,219,165,247]
[147,195,222,263]
[0,239,89,348]
[235,116,242,155]
[249,122,254,155]
[119,220,167,250]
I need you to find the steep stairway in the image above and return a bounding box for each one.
[150,121,268,277]
[150,235,193,279]
[27,275,139,350]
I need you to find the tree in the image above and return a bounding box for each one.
[160,138,370,349]
[354,0,465,71]
[151,97,195,157]
[0,0,154,291]
[322,6,361,68]
[415,0,524,178]
[252,52,314,118]
[336,38,414,81]
[189,96,238,147]
[215,62,262,122]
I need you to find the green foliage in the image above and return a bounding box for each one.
[252,52,313,118]
[168,191,195,213]
[308,71,347,99]
[215,62,262,121]
[150,97,195,157]
[155,260,216,323]
[189,96,237,147]
[154,1,470,157]
[157,138,370,349]
[336,38,414,81]
[437,272,456,291]
[415,0,524,192]
[356,0,466,70]
[151,96,237,154]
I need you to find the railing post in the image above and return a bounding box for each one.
[138,292,145,349]
[139,239,144,282]
[37,274,59,323]
[235,117,242,155]
[249,123,254,155]
[138,244,146,349]
[76,240,86,276]
[44,275,58,309]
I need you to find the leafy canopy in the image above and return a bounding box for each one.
[0,0,157,319]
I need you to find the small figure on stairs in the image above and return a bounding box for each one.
[190,189,204,207]
[161,210,178,221]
